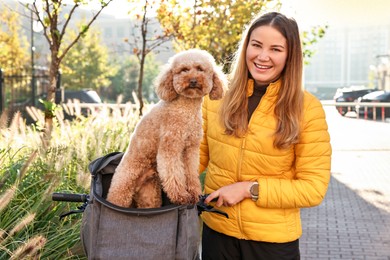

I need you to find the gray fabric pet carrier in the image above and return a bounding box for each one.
[83,152,200,260]
[57,152,201,260]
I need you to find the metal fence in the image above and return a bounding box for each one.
[0,67,61,117]
[322,101,390,122]
[63,101,390,122]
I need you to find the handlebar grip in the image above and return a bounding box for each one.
[52,192,89,202]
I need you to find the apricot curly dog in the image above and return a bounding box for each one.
[106,49,227,208]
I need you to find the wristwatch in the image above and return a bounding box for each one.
[249,182,259,201]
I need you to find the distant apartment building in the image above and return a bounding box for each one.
[93,14,174,63]
[304,24,390,98]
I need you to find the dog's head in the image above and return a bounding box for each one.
[155,49,227,102]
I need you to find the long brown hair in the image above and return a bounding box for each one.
[220,12,304,149]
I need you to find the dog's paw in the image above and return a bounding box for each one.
[167,191,194,205]
[187,194,200,205]
[186,187,201,204]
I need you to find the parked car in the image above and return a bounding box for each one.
[54,89,103,120]
[356,90,390,118]
[55,89,102,104]
[334,86,378,116]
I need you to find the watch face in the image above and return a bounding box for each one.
[250,183,259,196]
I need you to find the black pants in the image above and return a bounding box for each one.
[201,224,300,260]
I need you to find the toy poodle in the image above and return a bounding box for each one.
[106,49,227,208]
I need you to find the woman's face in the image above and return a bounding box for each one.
[246,25,288,85]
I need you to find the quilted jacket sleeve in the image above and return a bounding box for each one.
[257,95,332,209]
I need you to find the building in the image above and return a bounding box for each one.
[282,0,390,99]
[304,25,390,99]
[93,14,174,63]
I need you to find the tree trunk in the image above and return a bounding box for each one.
[137,54,145,116]
[137,11,147,117]
[42,52,60,147]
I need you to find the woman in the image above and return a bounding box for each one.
[200,12,331,259]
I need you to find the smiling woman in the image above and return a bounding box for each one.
[199,11,331,260]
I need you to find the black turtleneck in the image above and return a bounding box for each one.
[248,83,268,121]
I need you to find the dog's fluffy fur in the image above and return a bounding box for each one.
[106,49,227,208]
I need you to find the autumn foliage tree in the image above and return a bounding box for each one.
[301,25,328,64]
[0,8,28,70]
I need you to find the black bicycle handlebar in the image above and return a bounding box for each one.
[197,194,228,218]
[52,192,89,203]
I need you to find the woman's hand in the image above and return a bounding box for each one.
[205,181,255,207]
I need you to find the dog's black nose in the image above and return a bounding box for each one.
[190,79,197,87]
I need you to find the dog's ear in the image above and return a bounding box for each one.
[209,68,227,100]
[155,66,178,102]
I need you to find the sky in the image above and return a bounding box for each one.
[97,0,390,30]
[281,0,390,30]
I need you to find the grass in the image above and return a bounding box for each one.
[0,103,140,259]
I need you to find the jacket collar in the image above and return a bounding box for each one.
[247,79,281,97]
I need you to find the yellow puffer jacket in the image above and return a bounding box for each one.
[199,79,332,243]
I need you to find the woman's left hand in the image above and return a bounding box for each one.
[205,181,254,207]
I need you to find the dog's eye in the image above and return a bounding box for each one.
[180,68,189,73]
[196,66,204,72]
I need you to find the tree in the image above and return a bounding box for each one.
[61,20,117,91]
[301,25,328,65]
[125,0,173,115]
[0,7,28,70]
[26,0,113,143]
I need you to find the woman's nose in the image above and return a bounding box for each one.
[257,50,270,61]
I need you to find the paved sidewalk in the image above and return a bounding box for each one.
[300,107,390,259]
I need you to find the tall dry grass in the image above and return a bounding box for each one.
[0,102,141,259]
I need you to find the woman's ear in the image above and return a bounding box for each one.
[209,68,227,100]
[155,66,178,102]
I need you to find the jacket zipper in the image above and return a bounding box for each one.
[236,83,271,239]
